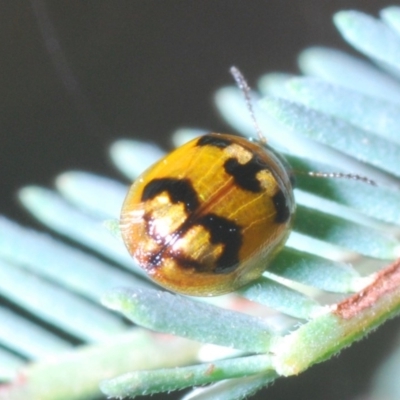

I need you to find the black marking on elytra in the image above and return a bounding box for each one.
[146,243,203,273]
[142,177,242,274]
[168,253,202,271]
[145,213,242,274]
[148,251,163,268]
[142,178,200,213]
[148,245,201,272]
[224,154,269,192]
[198,213,242,273]
[197,134,233,149]
[272,190,291,223]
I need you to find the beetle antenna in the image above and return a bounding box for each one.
[230,67,376,187]
[230,66,266,144]
[308,171,376,186]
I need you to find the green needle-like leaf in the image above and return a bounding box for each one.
[102,288,278,352]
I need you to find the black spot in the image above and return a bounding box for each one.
[197,134,232,149]
[272,190,291,223]
[224,155,268,192]
[149,252,163,268]
[198,214,242,273]
[142,178,200,213]
[170,254,202,271]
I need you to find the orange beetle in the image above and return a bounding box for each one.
[120,132,295,296]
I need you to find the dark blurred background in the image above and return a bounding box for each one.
[1,1,397,399]
[0,0,386,220]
